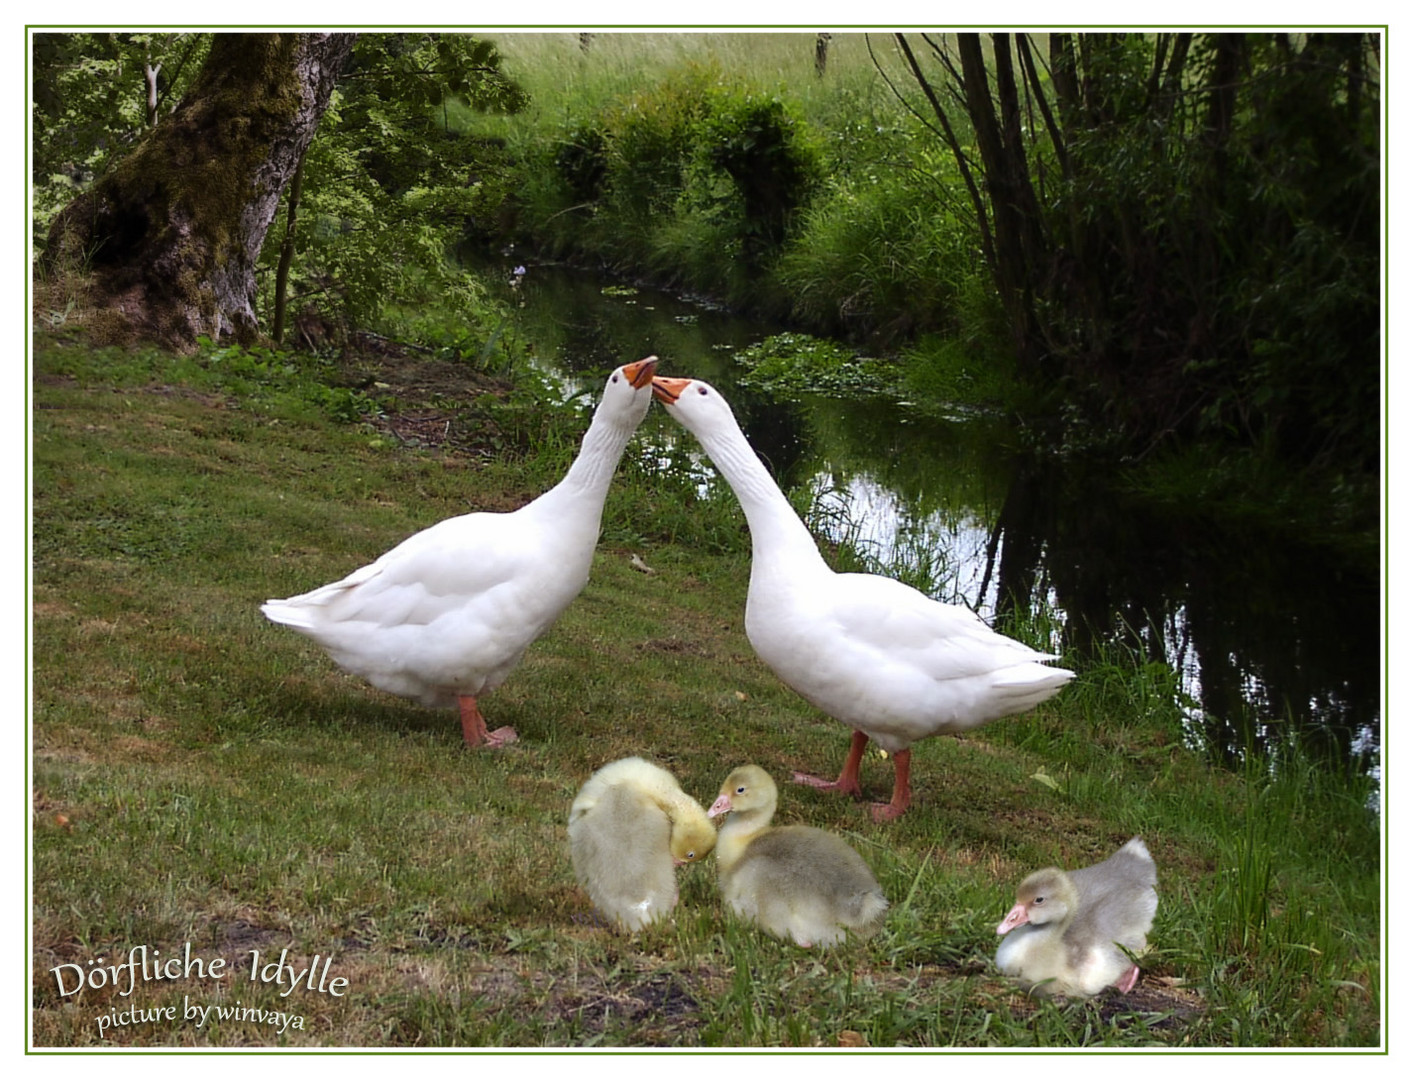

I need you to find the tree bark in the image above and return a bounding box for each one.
[44,32,357,350]
[143,61,161,127]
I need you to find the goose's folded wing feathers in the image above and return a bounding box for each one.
[266,514,544,629]
[825,573,1055,679]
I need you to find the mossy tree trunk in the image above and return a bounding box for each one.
[44,32,357,350]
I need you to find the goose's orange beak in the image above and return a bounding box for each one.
[652,376,692,405]
[622,356,659,389]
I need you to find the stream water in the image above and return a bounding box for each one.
[486,256,1381,774]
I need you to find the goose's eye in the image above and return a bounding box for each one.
[611,374,620,383]
[684,850,696,860]
[1034,896,1045,905]
[735,785,746,795]
[697,386,709,396]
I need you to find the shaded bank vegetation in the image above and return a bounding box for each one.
[33,31,1381,517]
[473,32,1379,525]
[34,32,527,354]
[891,33,1379,481]
[40,34,355,346]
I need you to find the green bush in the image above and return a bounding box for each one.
[775,142,977,344]
[506,63,821,312]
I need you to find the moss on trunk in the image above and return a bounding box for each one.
[44,32,356,351]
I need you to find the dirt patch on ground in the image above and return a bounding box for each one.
[332,332,518,457]
[998,974,1206,1028]
[336,333,510,401]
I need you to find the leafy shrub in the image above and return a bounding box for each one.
[505,62,822,310]
[552,124,608,202]
[775,144,975,344]
[700,93,819,261]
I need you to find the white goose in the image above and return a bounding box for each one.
[995,837,1159,996]
[568,756,716,932]
[262,357,659,746]
[652,376,1074,820]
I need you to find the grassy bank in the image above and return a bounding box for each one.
[29,332,1381,1048]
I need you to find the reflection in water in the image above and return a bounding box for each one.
[991,455,1378,766]
[482,257,1381,772]
[799,416,1379,768]
[807,473,996,613]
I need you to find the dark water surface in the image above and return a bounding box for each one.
[490,257,1381,772]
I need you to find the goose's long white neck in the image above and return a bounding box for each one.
[694,421,827,572]
[533,407,639,523]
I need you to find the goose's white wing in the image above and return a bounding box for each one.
[265,512,551,630]
[263,509,590,705]
[828,572,1055,677]
[747,569,1072,749]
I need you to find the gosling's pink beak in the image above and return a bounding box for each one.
[707,793,733,818]
[996,902,1030,935]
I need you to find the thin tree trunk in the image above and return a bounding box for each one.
[44,32,357,350]
[272,153,306,346]
[144,61,161,127]
[956,33,1049,374]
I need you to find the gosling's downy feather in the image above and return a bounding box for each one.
[570,783,677,932]
[995,837,1158,996]
[568,757,715,932]
[709,764,887,947]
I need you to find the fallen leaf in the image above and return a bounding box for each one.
[1030,768,1061,791]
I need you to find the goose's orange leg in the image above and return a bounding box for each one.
[793,730,869,798]
[870,748,912,822]
[458,696,518,748]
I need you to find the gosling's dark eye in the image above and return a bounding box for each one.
[1034,896,1045,905]
[684,850,696,860]
[736,785,746,794]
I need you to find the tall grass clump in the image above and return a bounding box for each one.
[1194,736,1381,1044]
[774,144,975,345]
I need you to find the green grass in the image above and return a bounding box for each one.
[484,33,891,129]
[29,333,1381,1048]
